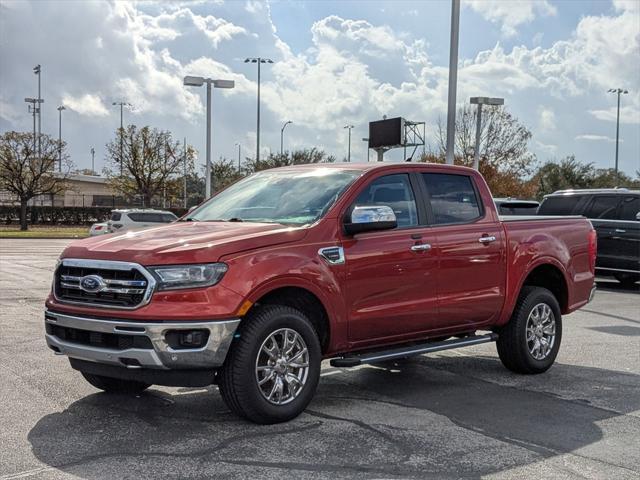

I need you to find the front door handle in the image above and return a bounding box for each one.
[478,236,497,244]
[411,243,432,252]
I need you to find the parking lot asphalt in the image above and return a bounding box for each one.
[1,238,639,480]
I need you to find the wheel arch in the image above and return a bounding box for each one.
[521,263,569,313]
[247,285,332,354]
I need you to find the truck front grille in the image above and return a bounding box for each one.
[46,323,153,350]
[54,259,155,309]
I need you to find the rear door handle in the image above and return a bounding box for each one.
[478,236,496,244]
[411,243,432,252]
[615,229,626,234]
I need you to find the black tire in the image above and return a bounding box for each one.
[496,286,562,374]
[218,305,321,424]
[81,372,151,394]
[614,273,639,288]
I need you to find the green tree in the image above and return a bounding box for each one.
[246,148,336,173]
[104,125,195,206]
[534,157,640,198]
[430,106,538,198]
[0,131,72,230]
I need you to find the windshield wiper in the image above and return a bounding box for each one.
[181,217,199,222]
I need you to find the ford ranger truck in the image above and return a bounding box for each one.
[45,163,597,424]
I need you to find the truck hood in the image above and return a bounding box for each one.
[61,221,307,265]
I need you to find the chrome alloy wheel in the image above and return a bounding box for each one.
[255,328,310,405]
[526,303,556,360]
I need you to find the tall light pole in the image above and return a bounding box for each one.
[33,65,42,159]
[112,101,131,175]
[280,120,292,155]
[24,98,42,157]
[57,105,65,172]
[244,57,273,162]
[183,75,235,198]
[183,137,188,209]
[608,88,628,182]
[344,125,354,162]
[235,142,242,171]
[445,0,460,165]
[470,97,504,170]
[90,147,95,174]
[362,138,370,162]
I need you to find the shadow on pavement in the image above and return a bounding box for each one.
[28,357,640,479]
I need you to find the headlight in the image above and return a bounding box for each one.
[147,263,228,291]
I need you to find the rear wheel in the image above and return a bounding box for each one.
[218,305,321,424]
[81,372,150,393]
[497,286,562,374]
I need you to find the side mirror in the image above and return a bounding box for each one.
[344,205,397,235]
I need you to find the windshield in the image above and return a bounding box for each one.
[188,168,361,226]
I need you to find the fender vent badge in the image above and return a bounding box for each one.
[318,246,345,265]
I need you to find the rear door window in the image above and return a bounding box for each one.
[584,196,621,219]
[619,196,640,221]
[537,196,583,215]
[160,213,177,222]
[352,174,418,228]
[421,173,482,224]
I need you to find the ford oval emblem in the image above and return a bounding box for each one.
[79,274,106,293]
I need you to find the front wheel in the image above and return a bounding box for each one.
[218,305,321,424]
[497,286,562,374]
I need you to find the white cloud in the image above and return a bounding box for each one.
[575,134,620,143]
[61,94,109,116]
[465,0,557,37]
[589,105,640,124]
[538,107,556,131]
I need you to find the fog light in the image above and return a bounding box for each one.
[165,329,209,349]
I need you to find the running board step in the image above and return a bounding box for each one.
[329,333,498,368]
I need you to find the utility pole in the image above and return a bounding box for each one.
[57,106,65,172]
[445,0,460,164]
[34,65,41,159]
[608,88,628,183]
[244,58,274,162]
[344,125,354,162]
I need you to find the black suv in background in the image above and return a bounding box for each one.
[538,188,640,286]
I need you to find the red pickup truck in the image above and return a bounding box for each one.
[45,163,596,423]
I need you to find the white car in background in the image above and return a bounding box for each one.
[88,222,109,236]
[107,209,178,233]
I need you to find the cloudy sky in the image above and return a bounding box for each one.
[1,0,639,175]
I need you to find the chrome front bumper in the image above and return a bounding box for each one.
[45,310,240,370]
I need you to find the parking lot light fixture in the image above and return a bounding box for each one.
[280,121,292,156]
[470,97,504,170]
[344,125,354,162]
[607,88,629,182]
[244,57,274,162]
[57,106,66,172]
[183,75,235,198]
[112,101,132,175]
